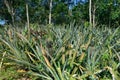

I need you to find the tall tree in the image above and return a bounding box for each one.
[49,0,52,24]
[4,0,15,27]
[89,0,92,27]
[26,2,30,38]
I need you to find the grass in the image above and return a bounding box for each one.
[0,24,120,80]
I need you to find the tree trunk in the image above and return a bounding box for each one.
[4,0,15,27]
[49,0,52,24]
[26,3,30,38]
[93,4,95,27]
[89,0,92,27]
[11,7,15,27]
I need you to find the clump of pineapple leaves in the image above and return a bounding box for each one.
[0,24,120,80]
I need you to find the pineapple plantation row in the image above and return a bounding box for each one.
[0,24,120,80]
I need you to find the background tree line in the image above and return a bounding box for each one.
[0,0,120,27]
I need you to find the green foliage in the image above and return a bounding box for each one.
[0,24,120,79]
[1,0,120,27]
[0,67,19,80]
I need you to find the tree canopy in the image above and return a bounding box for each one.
[0,0,120,27]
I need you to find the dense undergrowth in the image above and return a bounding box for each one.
[0,24,120,80]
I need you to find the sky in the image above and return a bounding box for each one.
[0,19,6,26]
[74,0,87,5]
[69,0,87,9]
